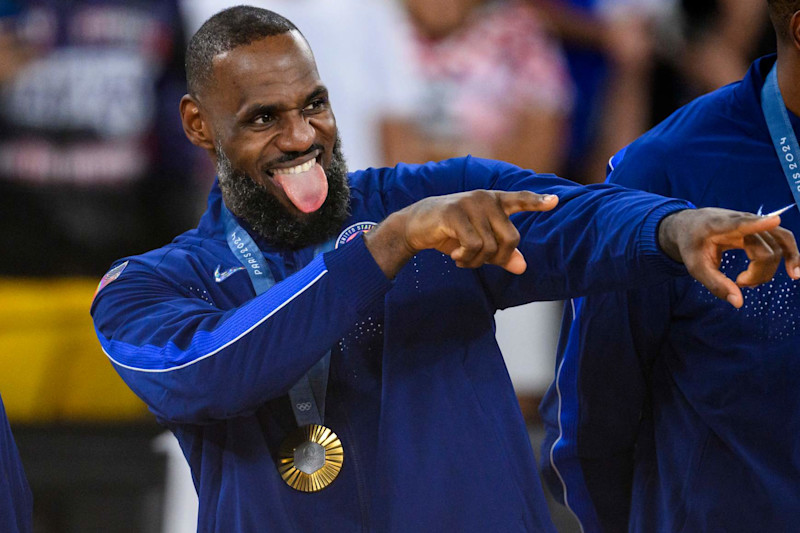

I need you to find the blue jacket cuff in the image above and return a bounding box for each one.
[322,233,393,314]
[639,201,694,277]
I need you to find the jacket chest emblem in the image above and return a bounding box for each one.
[336,221,377,249]
[214,264,245,283]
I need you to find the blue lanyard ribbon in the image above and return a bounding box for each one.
[761,63,800,213]
[221,205,334,427]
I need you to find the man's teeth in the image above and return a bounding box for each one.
[275,159,316,175]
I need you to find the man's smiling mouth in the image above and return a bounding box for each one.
[272,157,317,176]
[266,148,322,177]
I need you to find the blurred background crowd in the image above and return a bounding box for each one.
[0,0,775,531]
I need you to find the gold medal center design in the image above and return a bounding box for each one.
[278,424,344,492]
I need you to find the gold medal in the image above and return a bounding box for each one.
[277,424,344,492]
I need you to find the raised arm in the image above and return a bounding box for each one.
[364,158,799,307]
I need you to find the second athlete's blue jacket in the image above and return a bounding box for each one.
[0,393,31,533]
[540,56,800,533]
[92,156,690,532]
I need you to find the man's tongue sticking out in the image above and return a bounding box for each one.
[273,161,329,213]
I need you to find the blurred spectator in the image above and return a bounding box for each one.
[180,0,422,171]
[652,0,772,120]
[0,0,203,276]
[534,0,670,183]
[535,0,773,183]
[400,0,573,174]
[678,0,766,94]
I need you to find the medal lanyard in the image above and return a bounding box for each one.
[221,205,334,427]
[762,63,800,213]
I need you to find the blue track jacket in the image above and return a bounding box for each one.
[92,157,690,532]
[540,56,800,532]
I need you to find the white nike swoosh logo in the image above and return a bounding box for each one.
[214,265,245,283]
[764,203,795,217]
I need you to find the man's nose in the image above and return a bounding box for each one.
[275,113,314,153]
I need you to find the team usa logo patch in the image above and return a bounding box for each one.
[336,222,377,249]
[93,260,129,299]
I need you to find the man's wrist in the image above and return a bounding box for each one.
[362,210,417,279]
[657,210,685,263]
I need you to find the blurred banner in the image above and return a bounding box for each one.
[0,278,148,422]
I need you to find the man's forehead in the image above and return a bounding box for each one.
[212,31,317,78]
[206,31,323,110]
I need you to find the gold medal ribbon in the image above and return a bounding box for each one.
[221,208,341,491]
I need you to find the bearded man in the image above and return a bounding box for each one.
[91,6,799,532]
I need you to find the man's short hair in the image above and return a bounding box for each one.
[186,5,300,97]
[768,0,800,42]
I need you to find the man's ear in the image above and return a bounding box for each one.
[180,95,215,151]
[792,11,800,52]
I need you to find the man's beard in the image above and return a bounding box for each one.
[216,137,351,250]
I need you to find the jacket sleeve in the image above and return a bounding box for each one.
[357,156,690,306]
[446,156,691,306]
[91,235,392,424]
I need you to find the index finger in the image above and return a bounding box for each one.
[497,191,559,216]
[725,213,781,237]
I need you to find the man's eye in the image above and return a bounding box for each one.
[253,114,274,125]
[304,98,327,112]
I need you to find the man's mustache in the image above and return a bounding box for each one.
[266,144,324,167]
